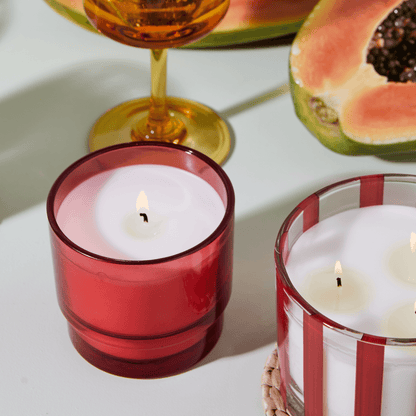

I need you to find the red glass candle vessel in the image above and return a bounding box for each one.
[47,142,234,378]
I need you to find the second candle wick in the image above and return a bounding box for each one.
[336,277,342,287]
[139,213,149,223]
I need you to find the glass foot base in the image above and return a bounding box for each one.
[88,97,231,165]
[67,315,223,379]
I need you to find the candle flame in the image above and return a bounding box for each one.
[136,191,149,211]
[411,232,416,253]
[334,260,343,275]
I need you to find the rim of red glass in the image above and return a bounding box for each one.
[47,141,235,265]
[275,173,416,346]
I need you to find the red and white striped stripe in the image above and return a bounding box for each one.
[276,174,411,415]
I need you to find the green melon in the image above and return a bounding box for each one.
[290,0,416,155]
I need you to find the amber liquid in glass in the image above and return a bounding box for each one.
[84,0,230,48]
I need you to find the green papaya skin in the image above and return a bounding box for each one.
[188,20,304,48]
[289,69,350,154]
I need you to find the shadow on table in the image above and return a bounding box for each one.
[0,60,150,222]
[197,170,372,366]
[196,189,310,367]
[221,83,289,119]
[0,57,289,222]
[376,152,416,163]
[0,0,11,40]
[220,83,289,164]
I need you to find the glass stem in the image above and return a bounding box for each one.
[148,49,170,127]
[131,48,186,143]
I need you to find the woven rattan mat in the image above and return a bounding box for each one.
[261,347,289,416]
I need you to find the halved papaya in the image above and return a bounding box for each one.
[290,0,416,155]
[44,0,319,47]
[191,0,320,47]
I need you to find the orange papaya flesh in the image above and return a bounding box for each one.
[46,0,319,47]
[290,0,416,155]
[342,83,416,144]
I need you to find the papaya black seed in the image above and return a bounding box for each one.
[367,0,416,82]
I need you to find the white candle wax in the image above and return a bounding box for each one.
[285,205,416,416]
[57,165,225,260]
[384,301,416,339]
[388,233,416,286]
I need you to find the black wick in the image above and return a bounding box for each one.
[336,277,342,287]
[139,213,148,223]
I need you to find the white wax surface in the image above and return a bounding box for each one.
[57,165,225,260]
[285,205,416,416]
[286,205,416,337]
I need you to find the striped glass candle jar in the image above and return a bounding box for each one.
[275,174,416,416]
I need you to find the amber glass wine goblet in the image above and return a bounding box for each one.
[82,0,230,164]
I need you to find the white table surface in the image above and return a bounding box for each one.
[1,0,416,414]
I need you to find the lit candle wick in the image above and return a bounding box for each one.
[414,301,416,315]
[123,190,167,240]
[410,232,416,253]
[334,260,343,288]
